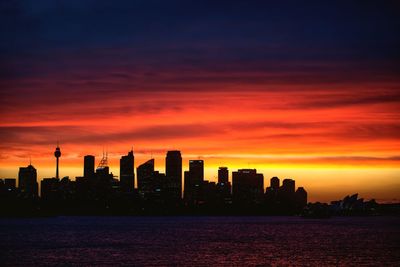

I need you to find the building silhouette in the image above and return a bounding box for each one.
[58,176,77,206]
[54,143,61,179]
[265,177,308,213]
[271,176,280,190]
[0,178,16,193]
[150,171,166,204]
[137,158,168,206]
[216,167,231,204]
[41,178,60,201]
[4,178,16,190]
[282,178,295,194]
[165,150,182,201]
[92,152,114,200]
[295,187,308,208]
[280,178,296,208]
[18,164,38,198]
[1,146,316,216]
[202,180,217,204]
[137,159,155,199]
[120,150,134,192]
[78,155,95,201]
[184,160,204,205]
[232,169,264,205]
[84,155,95,179]
[265,177,280,208]
[0,178,17,198]
[218,167,229,184]
[0,178,19,215]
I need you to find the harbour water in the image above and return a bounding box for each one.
[1,216,399,266]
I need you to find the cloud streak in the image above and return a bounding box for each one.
[1,1,399,202]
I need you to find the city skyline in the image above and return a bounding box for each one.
[0,144,394,203]
[3,145,314,216]
[1,2,399,266]
[1,1,399,204]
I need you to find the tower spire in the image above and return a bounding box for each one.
[54,142,61,179]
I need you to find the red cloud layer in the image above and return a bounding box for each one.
[1,59,399,202]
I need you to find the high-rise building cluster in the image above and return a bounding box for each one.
[0,145,308,215]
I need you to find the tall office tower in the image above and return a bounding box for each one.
[282,178,295,194]
[265,176,280,205]
[218,167,229,184]
[295,187,308,208]
[183,160,204,204]
[216,167,231,203]
[188,160,204,183]
[137,159,155,198]
[270,176,280,190]
[280,178,296,207]
[84,155,95,179]
[232,169,264,205]
[54,143,61,179]
[120,149,134,192]
[18,164,38,198]
[165,150,182,200]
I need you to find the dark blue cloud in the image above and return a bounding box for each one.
[1,0,399,83]
[2,1,399,50]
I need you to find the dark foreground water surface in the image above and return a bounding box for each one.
[0,216,399,266]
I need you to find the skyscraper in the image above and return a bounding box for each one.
[218,167,229,184]
[18,164,38,198]
[188,160,204,183]
[137,159,155,198]
[232,169,264,205]
[282,178,295,194]
[165,150,182,200]
[183,160,204,204]
[295,187,308,208]
[280,178,296,209]
[265,177,280,208]
[216,167,231,203]
[120,150,134,192]
[84,155,95,179]
[271,176,280,190]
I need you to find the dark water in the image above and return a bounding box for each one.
[0,216,399,266]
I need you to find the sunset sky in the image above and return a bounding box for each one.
[1,1,399,202]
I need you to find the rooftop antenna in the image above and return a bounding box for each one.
[97,147,108,169]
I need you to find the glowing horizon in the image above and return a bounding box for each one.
[1,1,399,203]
